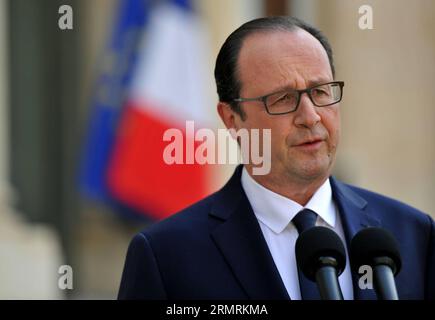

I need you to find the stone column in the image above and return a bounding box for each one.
[0,0,63,299]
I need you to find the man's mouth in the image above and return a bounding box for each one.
[296,138,323,146]
[294,139,324,150]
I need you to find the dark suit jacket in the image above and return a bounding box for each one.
[118,166,435,299]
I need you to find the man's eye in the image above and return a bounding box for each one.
[277,94,290,101]
[312,88,329,96]
[268,92,297,107]
[277,93,295,102]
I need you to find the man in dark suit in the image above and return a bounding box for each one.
[118,16,435,299]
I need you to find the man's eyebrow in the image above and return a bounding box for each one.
[272,79,332,93]
[306,78,332,87]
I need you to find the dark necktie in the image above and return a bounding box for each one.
[292,208,320,300]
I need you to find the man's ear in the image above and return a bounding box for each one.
[217,102,241,131]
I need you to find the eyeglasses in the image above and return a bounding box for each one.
[233,81,344,115]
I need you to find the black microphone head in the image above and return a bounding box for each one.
[295,226,347,281]
[350,227,402,275]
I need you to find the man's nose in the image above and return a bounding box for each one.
[293,93,321,128]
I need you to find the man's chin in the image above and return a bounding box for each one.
[287,160,332,182]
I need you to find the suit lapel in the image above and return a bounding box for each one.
[330,177,381,300]
[208,168,382,300]
[209,166,289,300]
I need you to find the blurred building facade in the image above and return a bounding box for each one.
[0,0,434,298]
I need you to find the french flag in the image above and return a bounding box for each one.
[106,0,216,220]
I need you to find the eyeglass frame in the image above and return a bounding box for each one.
[233,81,345,115]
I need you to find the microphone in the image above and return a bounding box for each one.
[295,226,347,300]
[350,227,402,300]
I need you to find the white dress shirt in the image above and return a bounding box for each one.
[241,167,354,300]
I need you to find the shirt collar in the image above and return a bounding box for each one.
[241,166,336,234]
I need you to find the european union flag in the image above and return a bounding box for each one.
[79,0,148,204]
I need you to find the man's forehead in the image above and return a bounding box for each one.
[237,28,332,89]
[240,28,327,61]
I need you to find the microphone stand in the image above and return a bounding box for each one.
[315,257,344,300]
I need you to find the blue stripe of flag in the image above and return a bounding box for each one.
[78,0,148,202]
